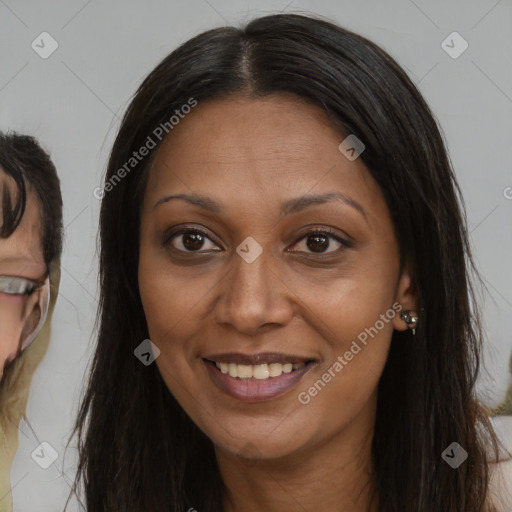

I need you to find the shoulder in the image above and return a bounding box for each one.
[487,416,512,512]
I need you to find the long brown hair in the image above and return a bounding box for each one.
[69,13,502,511]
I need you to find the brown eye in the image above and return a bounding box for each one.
[290,229,352,255]
[165,228,220,253]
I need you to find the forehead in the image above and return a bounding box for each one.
[0,177,45,275]
[144,93,383,223]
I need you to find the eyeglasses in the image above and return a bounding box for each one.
[0,273,50,352]
[0,275,46,295]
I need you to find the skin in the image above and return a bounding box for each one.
[138,93,418,512]
[0,176,46,382]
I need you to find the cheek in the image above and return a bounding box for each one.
[296,278,396,413]
[296,321,392,432]
[137,246,211,358]
[137,260,195,398]
[296,262,397,345]
[326,269,397,377]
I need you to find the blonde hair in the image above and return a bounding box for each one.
[0,262,60,510]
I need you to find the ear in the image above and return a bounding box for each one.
[392,261,418,332]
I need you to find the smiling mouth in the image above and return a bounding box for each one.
[203,359,315,380]
[202,356,317,401]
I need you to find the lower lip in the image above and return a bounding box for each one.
[203,359,316,402]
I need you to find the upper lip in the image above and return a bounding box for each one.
[203,352,315,365]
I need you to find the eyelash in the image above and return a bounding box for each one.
[163,225,352,256]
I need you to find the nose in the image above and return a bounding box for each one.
[213,243,294,336]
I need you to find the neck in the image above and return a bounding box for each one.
[216,397,379,512]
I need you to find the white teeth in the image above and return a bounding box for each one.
[237,364,253,379]
[213,361,306,379]
[228,363,237,378]
[253,364,269,380]
[268,363,283,377]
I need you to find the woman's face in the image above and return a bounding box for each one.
[138,93,416,460]
[0,176,47,381]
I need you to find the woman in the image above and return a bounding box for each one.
[70,13,511,511]
[0,131,63,509]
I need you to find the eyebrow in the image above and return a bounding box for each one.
[153,192,367,222]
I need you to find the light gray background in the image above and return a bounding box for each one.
[0,0,511,510]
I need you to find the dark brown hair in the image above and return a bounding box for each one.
[0,131,63,267]
[69,13,502,511]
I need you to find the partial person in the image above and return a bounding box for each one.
[70,13,511,512]
[0,131,63,510]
